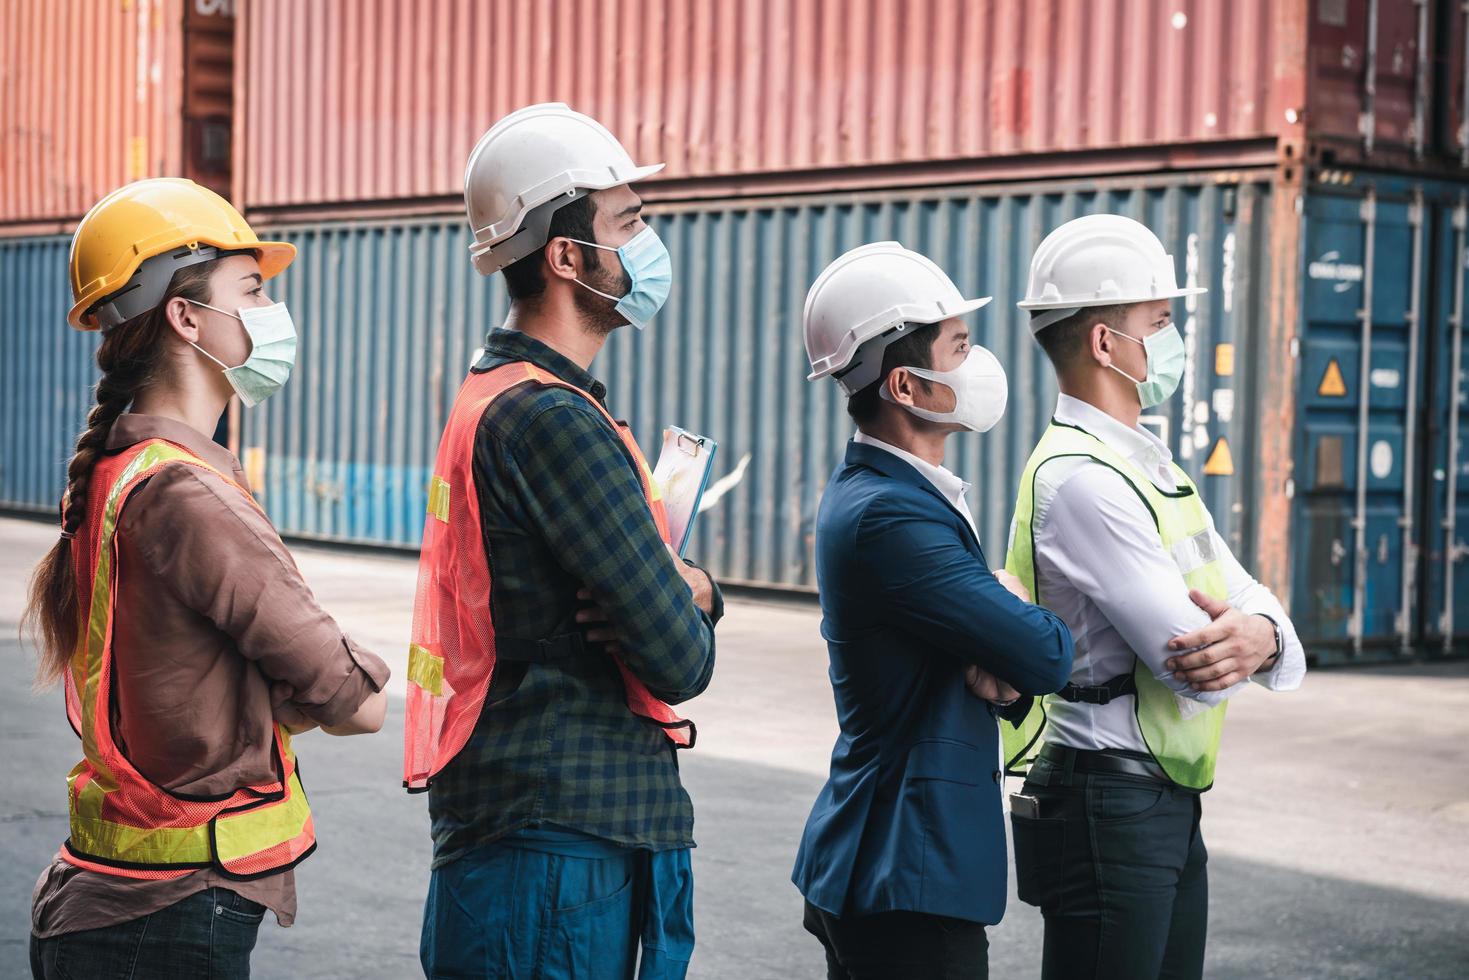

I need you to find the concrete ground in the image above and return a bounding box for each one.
[1,513,1466,979]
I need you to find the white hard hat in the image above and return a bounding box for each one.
[1017,213,1205,332]
[804,242,991,395]
[464,103,664,275]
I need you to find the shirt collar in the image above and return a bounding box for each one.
[480,328,608,404]
[1053,392,1173,472]
[105,414,248,488]
[852,429,970,502]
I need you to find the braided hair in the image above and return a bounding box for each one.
[24,260,220,686]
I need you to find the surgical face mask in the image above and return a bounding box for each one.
[881,345,1009,433]
[566,226,673,330]
[188,301,298,407]
[1105,323,1184,409]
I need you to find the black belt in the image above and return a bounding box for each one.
[1033,743,1170,786]
[1057,673,1136,705]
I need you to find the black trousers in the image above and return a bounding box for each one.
[1011,755,1208,980]
[31,887,264,980]
[802,899,989,980]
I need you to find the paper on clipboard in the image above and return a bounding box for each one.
[652,427,717,556]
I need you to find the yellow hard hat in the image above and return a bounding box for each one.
[68,178,295,330]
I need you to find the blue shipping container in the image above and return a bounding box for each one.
[5,168,1467,664]
[243,172,1271,587]
[1293,171,1469,660]
[0,235,99,514]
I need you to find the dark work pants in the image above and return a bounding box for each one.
[1011,756,1208,980]
[802,900,989,980]
[30,887,264,980]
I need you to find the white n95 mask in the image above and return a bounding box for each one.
[881,345,1009,433]
[188,301,299,407]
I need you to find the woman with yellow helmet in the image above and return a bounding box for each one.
[24,178,390,979]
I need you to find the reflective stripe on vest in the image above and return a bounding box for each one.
[61,439,316,880]
[1000,421,1229,791]
[403,362,694,792]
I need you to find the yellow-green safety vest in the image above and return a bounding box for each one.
[1001,420,1228,791]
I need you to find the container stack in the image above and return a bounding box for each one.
[5,0,1468,664]
[1,0,234,512]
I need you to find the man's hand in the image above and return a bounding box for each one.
[575,547,713,654]
[575,589,622,654]
[671,545,715,616]
[269,682,318,736]
[1165,589,1278,691]
[965,664,1020,704]
[993,569,1031,603]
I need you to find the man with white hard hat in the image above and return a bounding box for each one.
[1002,213,1306,979]
[406,103,721,979]
[792,242,1075,978]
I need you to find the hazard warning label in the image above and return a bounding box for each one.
[1204,437,1235,476]
[1318,358,1347,397]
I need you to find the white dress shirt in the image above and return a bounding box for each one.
[853,430,980,542]
[1025,394,1306,754]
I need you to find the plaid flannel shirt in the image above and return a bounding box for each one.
[427,328,721,867]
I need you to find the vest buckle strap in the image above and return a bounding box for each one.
[1058,672,1137,705]
[495,632,586,664]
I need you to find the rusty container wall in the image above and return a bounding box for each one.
[1438,0,1469,167]
[0,0,236,233]
[182,0,236,201]
[236,0,1287,214]
[1304,0,1432,167]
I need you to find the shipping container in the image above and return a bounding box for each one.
[5,168,1465,664]
[1305,0,1427,164]
[1436,0,1469,169]
[0,234,98,511]
[1291,169,1469,659]
[0,0,235,233]
[235,0,1469,221]
[235,167,1469,664]
[239,174,1269,576]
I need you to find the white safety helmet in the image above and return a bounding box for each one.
[804,242,991,396]
[1017,213,1205,332]
[464,103,664,276]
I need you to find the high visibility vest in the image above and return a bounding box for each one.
[403,361,694,792]
[1000,421,1229,791]
[61,439,316,880]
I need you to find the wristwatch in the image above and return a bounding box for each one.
[1254,613,1284,665]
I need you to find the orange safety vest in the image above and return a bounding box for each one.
[403,361,695,792]
[60,438,316,880]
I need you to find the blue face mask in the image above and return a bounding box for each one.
[567,226,673,330]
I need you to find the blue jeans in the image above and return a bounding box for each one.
[30,887,264,980]
[421,839,693,980]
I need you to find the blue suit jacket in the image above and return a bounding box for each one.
[792,440,1074,925]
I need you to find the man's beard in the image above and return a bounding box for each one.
[574,251,631,338]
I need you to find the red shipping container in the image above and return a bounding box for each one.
[236,0,1295,215]
[1306,0,1429,163]
[1437,0,1469,167]
[0,0,234,233]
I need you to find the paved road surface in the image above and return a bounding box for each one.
[1,515,1465,978]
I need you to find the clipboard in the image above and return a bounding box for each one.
[652,427,718,556]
